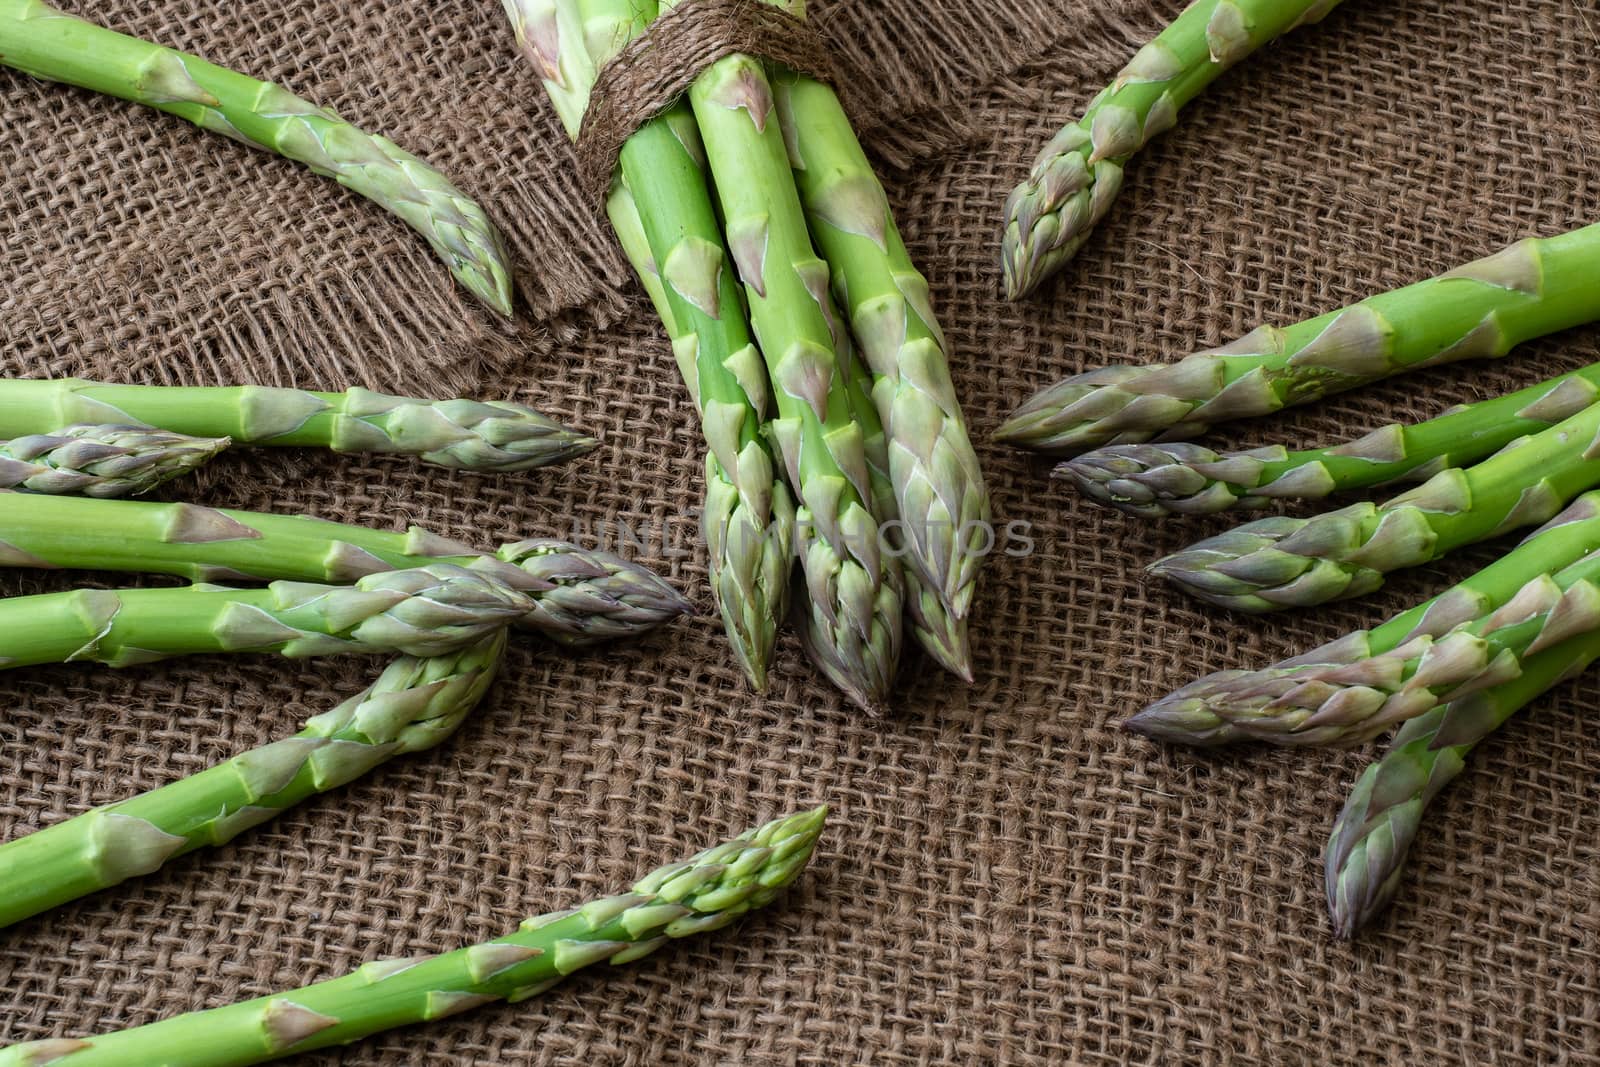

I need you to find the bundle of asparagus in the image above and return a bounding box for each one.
[506,0,991,708]
[0,0,516,314]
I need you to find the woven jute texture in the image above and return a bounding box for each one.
[3,0,1599,1062]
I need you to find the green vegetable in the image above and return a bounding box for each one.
[772,67,991,679]
[0,424,228,497]
[1148,401,1600,612]
[997,225,1600,453]
[1129,492,1600,744]
[0,806,828,1066]
[669,0,902,709]
[0,631,504,930]
[0,565,529,671]
[0,0,515,314]
[1059,365,1600,517]
[0,379,592,473]
[0,493,693,646]
[1000,0,1342,299]
[507,0,796,689]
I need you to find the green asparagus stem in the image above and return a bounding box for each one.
[997,225,1600,454]
[1000,0,1342,299]
[0,806,828,1066]
[0,631,504,930]
[771,66,991,680]
[0,379,593,473]
[1148,401,1600,612]
[0,424,229,497]
[1325,638,1599,938]
[1129,492,1600,744]
[0,0,515,314]
[0,493,693,646]
[506,0,797,690]
[668,2,902,709]
[0,565,528,671]
[1060,365,1600,517]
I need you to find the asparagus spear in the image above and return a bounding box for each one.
[0,493,692,646]
[1059,365,1600,517]
[0,630,504,929]
[1129,492,1600,744]
[1000,0,1342,299]
[506,0,796,689]
[771,66,991,679]
[0,565,529,671]
[0,424,229,497]
[1325,639,1598,938]
[0,807,828,1066]
[667,3,902,709]
[1149,401,1600,612]
[0,379,593,473]
[997,225,1600,454]
[0,0,514,315]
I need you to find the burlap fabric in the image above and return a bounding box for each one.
[2,0,1598,1062]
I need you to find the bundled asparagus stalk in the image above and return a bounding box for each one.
[0,631,505,929]
[0,806,827,1066]
[0,0,515,314]
[506,0,795,689]
[0,379,594,473]
[998,225,1600,454]
[0,493,693,646]
[1000,0,1343,299]
[0,424,228,497]
[1130,492,1600,745]
[1149,400,1600,612]
[1060,364,1600,517]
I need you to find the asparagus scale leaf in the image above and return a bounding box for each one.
[0,0,515,314]
[998,224,1600,454]
[0,424,229,497]
[0,807,828,1066]
[0,631,505,930]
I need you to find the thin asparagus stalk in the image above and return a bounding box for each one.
[1059,365,1600,517]
[1130,492,1600,744]
[666,0,903,709]
[0,379,593,473]
[771,66,991,679]
[0,0,514,314]
[0,493,692,646]
[0,425,229,497]
[1000,0,1342,299]
[1325,639,1599,938]
[997,225,1600,454]
[506,0,795,690]
[0,565,529,671]
[1148,401,1600,612]
[0,631,504,930]
[0,806,828,1066]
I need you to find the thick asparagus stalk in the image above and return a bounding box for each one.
[668,4,903,709]
[997,225,1600,454]
[1000,0,1342,299]
[0,807,828,1066]
[0,379,593,473]
[771,66,991,680]
[1060,365,1600,517]
[0,424,228,497]
[506,0,795,690]
[0,565,529,670]
[1149,401,1600,612]
[0,493,692,646]
[0,631,504,929]
[1325,639,1599,937]
[0,0,514,314]
[1129,492,1600,744]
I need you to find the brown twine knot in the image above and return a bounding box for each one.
[573,0,842,206]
